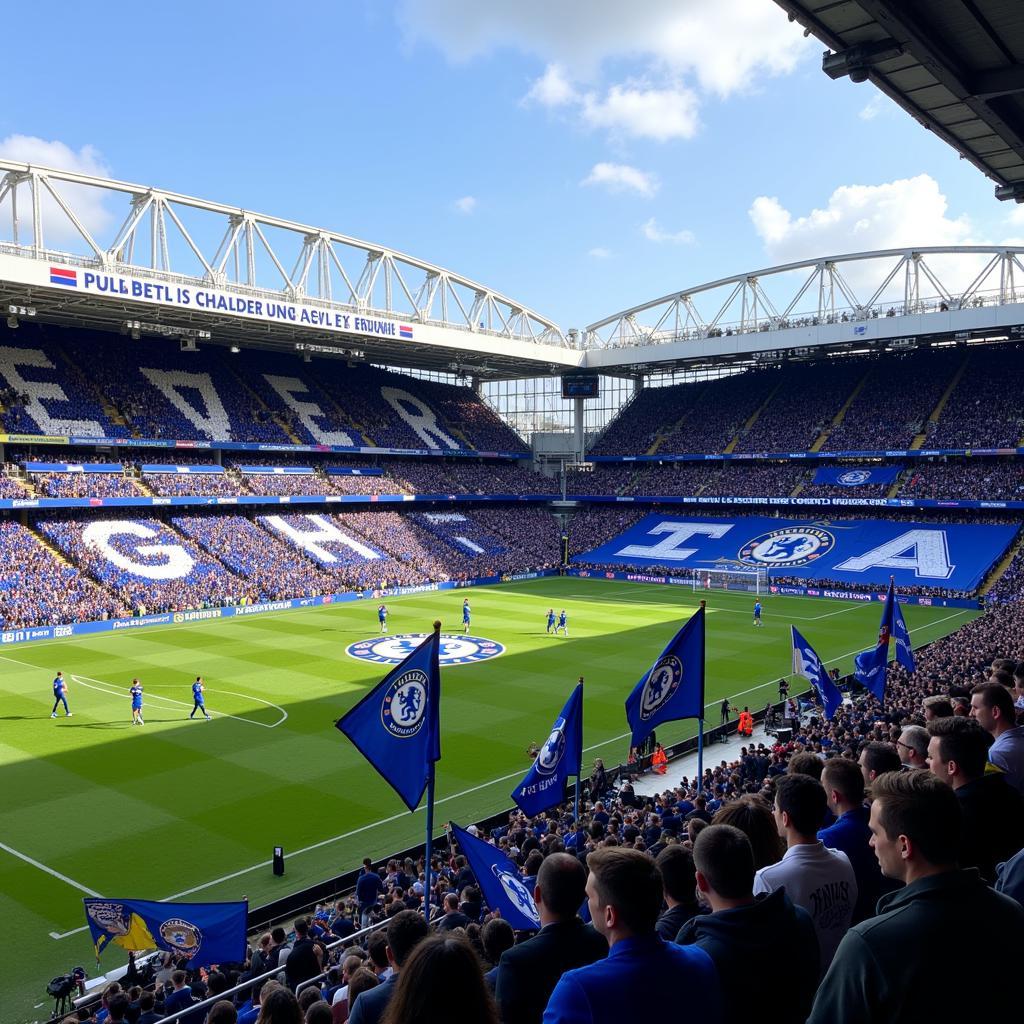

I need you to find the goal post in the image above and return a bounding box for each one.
[690,566,767,595]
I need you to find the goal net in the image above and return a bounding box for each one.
[690,567,767,595]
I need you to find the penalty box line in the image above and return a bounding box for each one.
[45,606,971,940]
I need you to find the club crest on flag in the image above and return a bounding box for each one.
[382,670,429,738]
[159,918,203,956]
[492,864,541,927]
[535,723,567,775]
[640,655,683,720]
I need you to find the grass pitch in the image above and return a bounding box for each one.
[0,577,978,1019]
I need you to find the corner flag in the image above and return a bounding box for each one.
[625,605,705,749]
[791,626,843,720]
[512,682,583,817]
[336,630,441,811]
[450,822,541,931]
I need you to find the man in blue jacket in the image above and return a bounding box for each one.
[543,848,723,1024]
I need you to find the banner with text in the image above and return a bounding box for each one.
[812,466,902,486]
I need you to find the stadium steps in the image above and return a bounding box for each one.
[913,353,971,449]
[53,344,129,426]
[979,534,1024,596]
[809,367,873,451]
[28,527,78,569]
[886,469,910,499]
[647,390,706,455]
[790,478,806,497]
[724,378,786,453]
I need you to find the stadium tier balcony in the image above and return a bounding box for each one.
[142,469,245,497]
[31,471,144,499]
[0,521,120,629]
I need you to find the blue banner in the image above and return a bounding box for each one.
[512,682,583,816]
[326,467,384,476]
[854,579,916,703]
[588,448,1024,462]
[812,466,902,486]
[23,462,123,473]
[141,464,224,474]
[574,513,1017,592]
[237,465,315,475]
[83,898,246,967]
[336,630,441,811]
[625,605,705,748]
[449,822,541,931]
[791,626,843,720]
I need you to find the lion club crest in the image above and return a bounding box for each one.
[739,527,835,568]
[492,864,541,926]
[381,669,429,738]
[639,655,683,721]
[534,721,567,776]
[87,902,132,935]
[159,917,203,957]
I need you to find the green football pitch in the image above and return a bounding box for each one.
[0,577,978,1020]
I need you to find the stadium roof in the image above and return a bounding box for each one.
[774,0,1024,200]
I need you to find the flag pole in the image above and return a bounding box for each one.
[574,676,583,827]
[697,601,706,794]
[423,619,442,924]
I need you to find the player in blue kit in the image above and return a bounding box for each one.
[556,609,568,636]
[753,600,763,627]
[461,599,471,633]
[546,608,556,633]
[130,679,145,725]
[190,676,211,720]
[50,671,71,718]
[378,603,388,633]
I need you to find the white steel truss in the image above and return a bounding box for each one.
[0,159,565,346]
[585,247,1024,347]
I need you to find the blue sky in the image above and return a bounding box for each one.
[2,0,1022,331]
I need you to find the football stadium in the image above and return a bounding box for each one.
[3,3,1024,1023]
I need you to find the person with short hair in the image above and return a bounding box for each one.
[543,848,722,1024]
[677,824,819,1024]
[754,774,857,971]
[921,695,954,721]
[256,988,302,1024]
[495,852,607,1024]
[480,918,514,990]
[190,675,212,720]
[162,970,195,1017]
[926,716,1024,881]
[285,917,324,992]
[807,770,1024,1023]
[654,845,699,939]
[857,741,901,789]
[434,892,470,932]
[381,934,498,1024]
[130,678,145,726]
[206,1000,237,1024]
[818,757,889,923]
[971,681,1024,793]
[896,725,929,769]
[136,991,161,1024]
[349,909,429,1024]
[51,671,71,718]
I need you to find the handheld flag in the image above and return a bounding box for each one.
[336,629,441,811]
[83,898,247,967]
[625,604,705,749]
[512,681,583,817]
[892,596,915,673]
[853,578,901,703]
[449,822,541,931]
[791,626,843,720]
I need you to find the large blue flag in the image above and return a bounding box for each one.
[892,595,916,674]
[449,822,541,931]
[625,605,705,748]
[854,579,907,703]
[83,898,247,967]
[336,630,441,811]
[791,626,843,720]
[512,682,583,817]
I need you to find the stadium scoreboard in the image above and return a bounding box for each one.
[561,373,600,399]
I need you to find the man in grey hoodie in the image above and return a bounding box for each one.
[676,824,820,1024]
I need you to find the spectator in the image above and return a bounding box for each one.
[754,774,857,972]
[348,910,429,1024]
[922,695,954,721]
[304,1003,331,1024]
[380,934,498,1024]
[677,824,819,1024]
[136,991,161,1024]
[818,757,889,922]
[970,681,1024,792]
[356,861,385,928]
[896,725,929,769]
[207,1001,238,1024]
[434,893,470,932]
[495,852,607,1024]
[479,918,514,991]
[163,971,197,1018]
[996,846,1024,908]
[711,795,784,871]
[807,770,1024,1023]
[256,988,303,1024]
[926,716,1024,881]
[857,742,901,790]
[543,848,722,1024]
[654,845,700,939]
[285,918,324,991]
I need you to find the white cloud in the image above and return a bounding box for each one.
[525,63,577,107]
[453,195,478,214]
[582,162,659,197]
[588,246,612,259]
[0,134,113,244]
[858,93,886,121]
[749,175,972,265]
[641,217,695,244]
[581,84,699,142]
[399,1,811,141]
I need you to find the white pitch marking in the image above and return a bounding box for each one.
[0,841,103,902]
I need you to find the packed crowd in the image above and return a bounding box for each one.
[31,471,144,499]
[83,596,1024,1024]
[144,471,245,498]
[900,460,1024,501]
[0,470,29,498]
